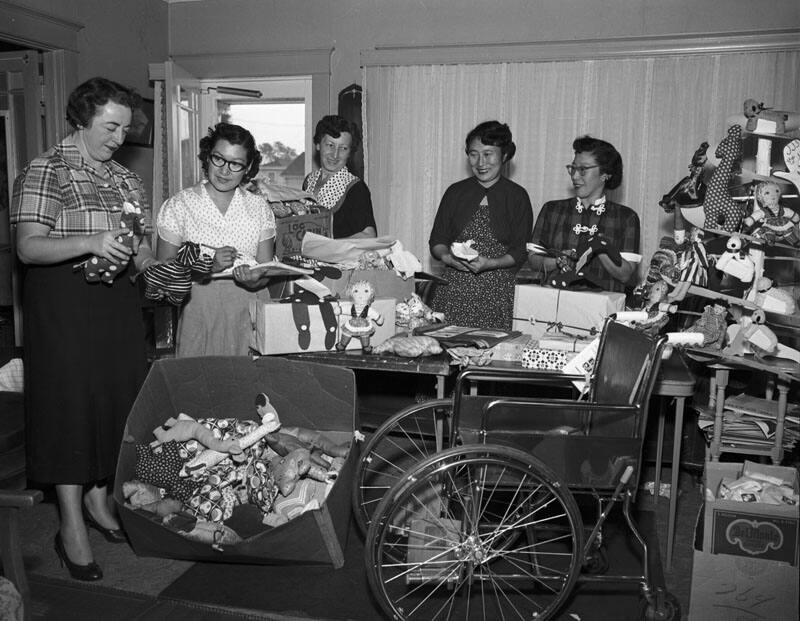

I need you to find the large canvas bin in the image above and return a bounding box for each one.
[113,356,357,567]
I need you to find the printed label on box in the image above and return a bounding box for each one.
[712,508,799,563]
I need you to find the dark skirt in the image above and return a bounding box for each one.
[22,261,147,484]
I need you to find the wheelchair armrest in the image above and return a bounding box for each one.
[481,398,640,435]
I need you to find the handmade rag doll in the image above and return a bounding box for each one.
[83,200,146,283]
[141,241,214,305]
[743,181,800,246]
[335,279,384,353]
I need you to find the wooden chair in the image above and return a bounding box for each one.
[0,349,41,621]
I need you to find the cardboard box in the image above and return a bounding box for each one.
[521,347,576,370]
[113,356,357,566]
[489,334,535,362]
[512,284,625,340]
[689,548,799,621]
[320,268,415,302]
[249,296,397,355]
[275,212,332,260]
[703,460,799,565]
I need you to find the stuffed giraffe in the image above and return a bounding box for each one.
[703,125,744,233]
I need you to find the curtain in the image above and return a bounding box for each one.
[363,50,800,275]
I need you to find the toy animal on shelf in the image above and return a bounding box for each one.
[743,99,800,136]
[659,141,709,212]
[715,235,755,283]
[395,293,445,331]
[334,280,384,353]
[703,124,744,233]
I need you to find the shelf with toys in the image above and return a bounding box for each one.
[632,98,800,464]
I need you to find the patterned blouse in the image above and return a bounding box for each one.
[11,142,150,238]
[157,181,276,263]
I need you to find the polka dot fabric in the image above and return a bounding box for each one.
[703,125,744,233]
[156,181,276,261]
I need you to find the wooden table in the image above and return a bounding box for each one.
[284,350,454,399]
[687,348,799,465]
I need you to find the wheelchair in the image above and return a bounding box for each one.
[353,318,681,620]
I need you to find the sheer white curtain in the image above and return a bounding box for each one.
[363,49,800,275]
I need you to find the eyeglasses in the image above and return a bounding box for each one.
[210,153,247,173]
[565,164,600,177]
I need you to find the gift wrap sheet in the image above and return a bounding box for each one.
[512,285,625,340]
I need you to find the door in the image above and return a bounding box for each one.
[0,49,43,346]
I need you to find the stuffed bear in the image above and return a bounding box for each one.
[83,200,146,284]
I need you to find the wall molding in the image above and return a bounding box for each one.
[361,29,800,67]
[167,48,333,79]
[0,0,83,52]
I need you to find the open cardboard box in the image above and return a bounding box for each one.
[113,356,357,567]
[702,460,799,565]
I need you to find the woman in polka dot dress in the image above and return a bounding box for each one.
[156,122,276,356]
[429,121,533,330]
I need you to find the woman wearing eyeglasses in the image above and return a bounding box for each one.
[303,115,377,239]
[156,122,275,356]
[529,135,639,292]
[429,121,533,330]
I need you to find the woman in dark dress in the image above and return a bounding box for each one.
[429,121,533,330]
[11,77,155,581]
[302,114,377,239]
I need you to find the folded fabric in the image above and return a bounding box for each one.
[301,232,396,264]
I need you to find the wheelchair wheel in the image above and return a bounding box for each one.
[639,591,681,621]
[365,444,584,620]
[353,399,452,535]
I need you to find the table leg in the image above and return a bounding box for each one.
[667,396,685,571]
[710,369,729,462]
[654,397,666,512]
[772,381,788,465]
[436,375,445,400]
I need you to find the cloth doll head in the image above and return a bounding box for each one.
[345,280,376,307]
[754,181,782,213]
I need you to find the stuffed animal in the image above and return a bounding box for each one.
[703,124,744,232]
[743,181,800,246]
[753,276,796,315]
[715,235,755,283]
[269,448,329,497]
[687,303,729,349]
[743,99,800,135]
[83,200,146,283]
[357,250,386,270]
[180,402,281,479]
[395,293,445,331]
[373,335,443,357]
[142,241,214,305]
[335,280,384,353]
[122,480,183,516]
[150,413,244,455]
[659,142,709,212]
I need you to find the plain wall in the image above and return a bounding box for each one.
[166,0,800,101]
[6,0,168,97]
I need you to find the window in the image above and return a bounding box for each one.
[200,77,312,189]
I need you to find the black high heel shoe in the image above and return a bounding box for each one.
[54,533,103,582]
[83,510,127,544]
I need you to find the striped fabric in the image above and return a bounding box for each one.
[142,242,213,305]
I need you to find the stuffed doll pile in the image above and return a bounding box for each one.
[125,394,352,545]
